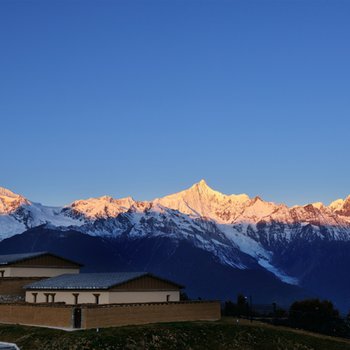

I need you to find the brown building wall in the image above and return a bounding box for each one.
[110,275,181,291]
[0,301,221,329]
[0,304,73,328]
[82,301,221,329]
[11,254,80,268]
[2,267,80,278]
[0,278,42,296]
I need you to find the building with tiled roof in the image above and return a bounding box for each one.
[25,271,183,305]
[0,252,81,278]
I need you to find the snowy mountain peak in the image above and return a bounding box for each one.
[329,195,350,219]
[191,179,213,192]
[68,195,136,219]
[329,198,345,211]
[0,186,22,199]
[0,186,29,214]
[252,196,263,203]
[189,179,224,197]
[155,180,251,223]
[99,195,114,201]
[197,178,208,186]
[1,183,350,287]
[312,202,325,210]
[185,180,250,202]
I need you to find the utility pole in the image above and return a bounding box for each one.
[250,295,253,322]
[272,301,277,324]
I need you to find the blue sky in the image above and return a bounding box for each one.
[0,0,349,206]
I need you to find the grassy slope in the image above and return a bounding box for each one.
[1,319,350,350]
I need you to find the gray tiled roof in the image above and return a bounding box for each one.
[25,272,149,290]
[0,252,48,265]
[0,342,19,350]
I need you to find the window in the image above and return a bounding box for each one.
[32,293,38,303]
[0,270,4,278]
[93,293,100,304]
[73,293,79,305]
[166,294,170,302]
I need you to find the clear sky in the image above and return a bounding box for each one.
[0,0,349,207]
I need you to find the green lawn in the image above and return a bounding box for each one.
[1,318,350,350]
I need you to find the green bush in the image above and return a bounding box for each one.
[289,298,350,337]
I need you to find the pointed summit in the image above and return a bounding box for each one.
[155,180,250,222]
[329,195,350,213]
[197,179,208,187]
[190,179,218,195]
[0,186,29,214]
[0,186,20,199]
[329,195,350,218]
[190,179,209,190]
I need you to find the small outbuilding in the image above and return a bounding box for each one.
[0,252,82,278]
[25,272,183,305]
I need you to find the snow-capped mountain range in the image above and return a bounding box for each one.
[1,180,350,286]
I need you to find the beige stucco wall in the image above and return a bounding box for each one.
[25,290,110,304]
[25,290,180,305]
[1,267,80,278]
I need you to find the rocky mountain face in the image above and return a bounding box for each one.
[0,187,82,239]
[0,226,306,306]
[0,187,29,214]
[330,196,350,218]
[1,182,350,308]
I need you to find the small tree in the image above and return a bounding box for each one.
[180,291,189,301]
[237,293,248,317]
[224,300,237,316]
[289,299,340,335]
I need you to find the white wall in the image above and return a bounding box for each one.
[25,290,180,305]
[25,291,110,304]
[0,267,80,278]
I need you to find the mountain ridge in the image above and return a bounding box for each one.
[1,180,350,290]
[1,181,349,220]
